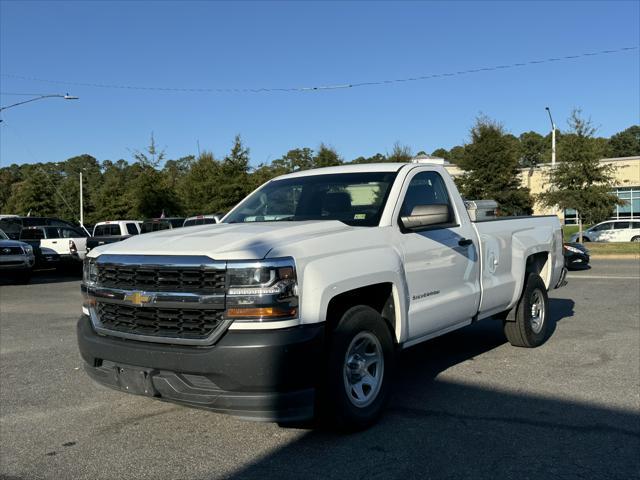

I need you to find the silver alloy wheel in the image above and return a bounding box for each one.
[530,288,545,334]
[343,331,384,408]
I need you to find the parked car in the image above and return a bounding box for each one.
[563,242,590,270]
[19,225,88,268]
[0,216,85,240]
[78,161,567,429]
[569,220,640,243]
[0,228,35,283]
[87,220,142,252]
[183,214,223,227]
[140,217,185,234]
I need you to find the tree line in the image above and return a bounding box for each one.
[0,114,637,226]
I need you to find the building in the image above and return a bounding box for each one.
[444,156,640,224]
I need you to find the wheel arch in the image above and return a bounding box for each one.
[324,283,402,344]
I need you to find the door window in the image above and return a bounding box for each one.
[126,223,139,235]
[20,228,45,240]
[613,222,630,229]
[591,223,612,232]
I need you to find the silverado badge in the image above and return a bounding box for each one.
[123,292,152,306]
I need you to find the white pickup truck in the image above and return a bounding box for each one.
[20,225,88,267]
[78,161,567,428]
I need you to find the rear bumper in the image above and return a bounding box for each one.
[77,315,324,422]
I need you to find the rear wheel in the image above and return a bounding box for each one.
[582,237,591,242]
[631,236,640,243]
[324,305,394,430]
[504,273,550,348]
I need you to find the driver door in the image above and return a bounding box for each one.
[395,169,481,340]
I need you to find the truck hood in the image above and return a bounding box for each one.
[89,221,354,260]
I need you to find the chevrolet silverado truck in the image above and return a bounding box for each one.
[78,161,567,429]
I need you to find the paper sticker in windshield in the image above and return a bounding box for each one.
[354,213,366,220]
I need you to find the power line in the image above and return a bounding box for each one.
[1,46,637,94]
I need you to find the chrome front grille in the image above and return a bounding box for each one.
[89,255,230,345]
[97,264,226,293]
[96,302,225,340]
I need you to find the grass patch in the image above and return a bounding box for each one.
[563,225,593,242]
[583,242,640,256]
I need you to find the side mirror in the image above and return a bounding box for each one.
[400,204,450,230]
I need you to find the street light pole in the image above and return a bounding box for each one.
[80,171,84,228]
[0,93,79,113]
[545,106,556,167]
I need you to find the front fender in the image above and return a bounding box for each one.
[298,247,408,342]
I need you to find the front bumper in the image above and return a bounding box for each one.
[565,253,590,270]
[0,255,34,270]
[77,315,324,422]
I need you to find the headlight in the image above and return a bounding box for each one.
[23,245,33,255]
[226,258,298,321]
[83,257,98,285]
[564,245,582,254]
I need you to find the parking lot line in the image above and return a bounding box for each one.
[567,274,640,280]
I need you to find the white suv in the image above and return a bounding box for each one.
[570,220,640,242]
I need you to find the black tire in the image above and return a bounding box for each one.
[582,237,591,242]
[324,305,394,430]
[631,236,640,243]
[503,273,550,348]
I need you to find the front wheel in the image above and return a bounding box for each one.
[324,305,394,430]
[504,273,550,348]
[631,236,640,243]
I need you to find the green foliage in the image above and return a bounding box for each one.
[456,116,533,215]
[519,131,546,168]
[387,142,412,163]
[313,144,342,168]
[538,109,621,225]
[0,120,636,225]
[608,125,640,157]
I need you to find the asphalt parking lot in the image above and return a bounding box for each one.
[1,259,639,480]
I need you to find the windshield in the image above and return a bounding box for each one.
[224,171,398,227]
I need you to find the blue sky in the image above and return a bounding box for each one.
[1,1,638,167]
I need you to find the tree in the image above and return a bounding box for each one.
[608,125,640,157]
[313,144,342,168]
[387,142,412,163]
[519,131,546,168]
[538,109,621,241]
[457,116,533,215]
[350,153,386,164]
[431,148,449,159]
[177,152,222,214]
[129,135,182,217]
[271,148,314,173]
[448,146,466,164]
[212,135,252,213]
[4,165,60,216]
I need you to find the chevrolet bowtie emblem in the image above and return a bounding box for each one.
[123,292,152,306]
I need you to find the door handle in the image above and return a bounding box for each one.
[458,238,473,246]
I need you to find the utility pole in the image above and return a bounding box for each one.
[80,171,84,229]
[545,107,556,167]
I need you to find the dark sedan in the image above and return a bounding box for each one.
[563,242,590,270]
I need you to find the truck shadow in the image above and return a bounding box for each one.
[219,297,638,480]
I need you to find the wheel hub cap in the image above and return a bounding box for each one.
[343,331,384,408]
[530,289,545,334]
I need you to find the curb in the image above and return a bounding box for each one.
[590,254,640,260]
